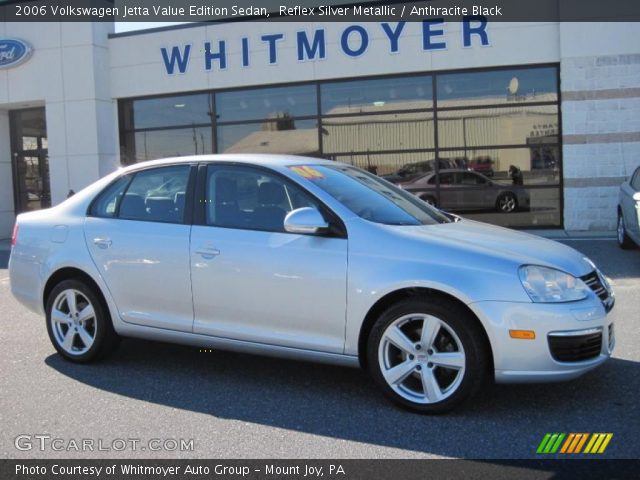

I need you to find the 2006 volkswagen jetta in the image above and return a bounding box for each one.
[9,155,615,413]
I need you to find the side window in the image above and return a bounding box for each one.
[206,165,318,232]
[462,173,486,185]
[90,175,131,218]
[118,165,190,223]
[631,168,640,191]
[439,173,454,185]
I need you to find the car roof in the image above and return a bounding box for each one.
[119,154,337,173]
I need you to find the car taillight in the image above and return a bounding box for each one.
[11,223,19,247]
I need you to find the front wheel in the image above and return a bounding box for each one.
[46,279,119,363]
[367,297,490,413]
[617,212,635,249]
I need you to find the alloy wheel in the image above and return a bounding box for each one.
[50,289,97,355]
[377,313,466,404]
[498,194,517,213]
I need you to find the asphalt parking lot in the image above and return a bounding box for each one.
[0,239,638,459]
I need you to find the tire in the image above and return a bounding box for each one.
[617,211,635,249]
[45,279,119,363]
[496,192,517,213]
[367,297,490,414]
[420,195,438,208]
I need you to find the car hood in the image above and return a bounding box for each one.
[390,219,593,277]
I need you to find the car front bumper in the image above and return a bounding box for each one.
[469,297,614,383]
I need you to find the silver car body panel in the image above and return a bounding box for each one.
[619,166,640,246]
[9,154,613,382]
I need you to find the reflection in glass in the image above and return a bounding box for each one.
[122,94,214,130]
[437,67,557,105]
[126,127,213,162]
[331,152,437,178]
[16,155,51,211]
[439,147,560,186]
[322,113,434,155]
[218,119,318,155]
[321,76,433,115]
[216,85,317,123]
[453,188,561,228]
[437,105,558,148]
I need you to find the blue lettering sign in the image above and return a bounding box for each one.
[297,30,326,61]
[161,45,191,74]
[463,16,489,47]
[0,38,33,69]
[205,41,227,70]
[160,22,492,74]
[341,25,369,57]
[261,34,284,64]
[381,22,406,53]
[241,37,250,67]
[422,20,447,50]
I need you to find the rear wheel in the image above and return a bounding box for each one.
[46,279,119,363]
[496,192,517,213]
[367,297,490,413]
[617,212,635,249]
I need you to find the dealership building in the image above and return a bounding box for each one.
[1,19,639,237]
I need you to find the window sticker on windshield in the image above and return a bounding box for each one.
[289,165,324,179]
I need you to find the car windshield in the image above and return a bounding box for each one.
[289,165,451,225]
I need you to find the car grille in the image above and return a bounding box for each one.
[581,270,613,312]
[548,330,603,362]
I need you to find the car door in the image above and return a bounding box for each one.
[84,164,196,332]
[190,164,348,353]
[621,167,640,240]
[459,172,492,209]
[435,172,458,210]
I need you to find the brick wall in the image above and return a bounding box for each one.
[560,50,640,231]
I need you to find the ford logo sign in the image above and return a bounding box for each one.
[0,38,33,69]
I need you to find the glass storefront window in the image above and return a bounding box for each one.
[321,76,433,115]
[439,147,560,186]
[216,85,317,123]
[436,67,558,106]
[330,151,438,178]
[437,105,559,148]
[217,119,318,155]
[322,112,435,154]
[122,94,214,129]
[450,187,561,228]
[10,107,51,213]
[125,127,213,162]
[118,65,561,228]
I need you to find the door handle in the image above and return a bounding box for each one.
[195,247,220,259]
[93,237,112,249]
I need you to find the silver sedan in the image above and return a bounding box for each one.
[9,155,615,413]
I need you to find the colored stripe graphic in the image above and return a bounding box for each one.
[537,433,565,454]
[585,433,614,454]
[541,433,613,454]
[574,433,589,453]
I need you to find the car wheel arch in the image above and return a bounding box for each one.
[43,267,109,316]
[357,287,494,373]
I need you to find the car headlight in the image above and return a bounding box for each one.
[518,265,590,303]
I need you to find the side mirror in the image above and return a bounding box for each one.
[284,207,329,235]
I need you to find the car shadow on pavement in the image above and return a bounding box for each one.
[45,339,639,458]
